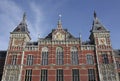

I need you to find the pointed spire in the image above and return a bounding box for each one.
[79,33,82,44]
[23,12,26,22]
[93,11,99,24]
[57,14,62,29]
[21,12,26,23]
[94,11,97,19]
[12,12,30,33]
[79,32,82,39]
[90,11,108,32]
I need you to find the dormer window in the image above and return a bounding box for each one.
[97,27,102,30]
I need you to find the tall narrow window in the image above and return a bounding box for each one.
[56,69,63,81]
[56,47,63,65]
[71,47,79,65]
[88,69,96,81]
[102,54,109,64]
[41,47,48,65]
[87,55,94,65]
[25,69,32,81]
[27,55,33,66]
[116,61,120,68]
[11,55,17,65]
[72,69,80,81]
[41,69,48,81]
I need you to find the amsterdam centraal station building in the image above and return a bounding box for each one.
[0,12,120,81]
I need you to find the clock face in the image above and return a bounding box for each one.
[53,32,65,40]
[13,39,23,46]
[98,38,106,45]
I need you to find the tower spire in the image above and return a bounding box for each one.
[94,11,97,19]
[90,11,108,33]
[22,12,26,23]
[57,14,62,29]
[12,12,30,33]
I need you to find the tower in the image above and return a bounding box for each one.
[89,12,119,81]
[1,13,31,81]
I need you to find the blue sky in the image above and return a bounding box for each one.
[0,0,120,50]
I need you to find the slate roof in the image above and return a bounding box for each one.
[12,13,30,33]
[90,12,109,33]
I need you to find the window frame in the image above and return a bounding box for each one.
[88,69,96,81]
[26,55,34,66]
[86,54,94,65]
[56,47,64,65]
[25,69,32,81]
[72,69,80,81]
[41,69,48,81]
[11,55,17,65]
[116,61,120,68]
[71,47,79,65]
[102,54,109,64]
[56,69,64,81]
[41,47,49,65]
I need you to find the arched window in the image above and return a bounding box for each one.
[56,47,63,65]
[41,47,48,65]
[86,54,94,65]
[71,47,79,65]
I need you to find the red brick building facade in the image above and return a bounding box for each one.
[1,12,120,81]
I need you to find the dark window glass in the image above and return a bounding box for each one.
[42,52,48,65]
[87,55,94,65]
[27,55,33,66]
[88,69,96,81]
[72,69,80,81]
[25,69,32,81]
[41,69,48,81]
[56,47,63,65]
[56,69,63,81]
[71,51,79,65]
[102,54,109,64]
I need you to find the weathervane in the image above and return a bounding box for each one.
[57,14,62,29]
[59,14,62,21]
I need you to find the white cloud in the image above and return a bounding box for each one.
[28,2,44,40]
[0,0,46,50]
[0,0,23,50]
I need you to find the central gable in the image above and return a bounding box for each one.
[52,29,66,40]
[45,16,75,40]
[45,29,75,40]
